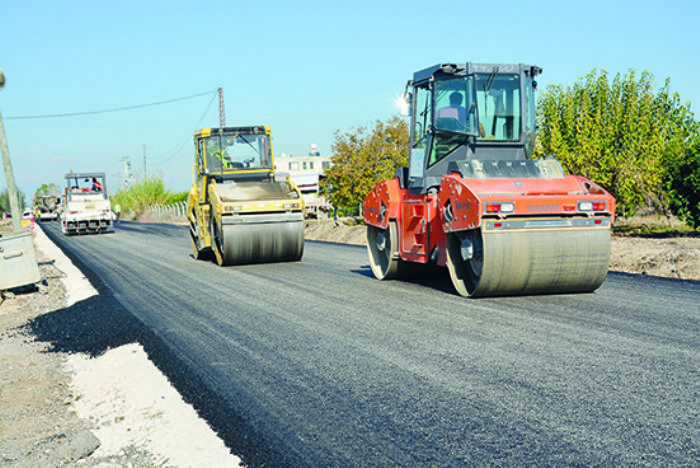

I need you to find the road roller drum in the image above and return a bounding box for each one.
[212,212,304,265]
[445,223,611,297]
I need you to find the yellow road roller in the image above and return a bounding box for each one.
[187,126,304,265]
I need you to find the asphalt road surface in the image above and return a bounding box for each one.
[40,221,700,467]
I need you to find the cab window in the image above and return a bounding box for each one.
[429,76,477,166]
[409,85,430,179]
[205,133,272,171]
[475,73,521,141]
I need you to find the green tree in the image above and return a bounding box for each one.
[33,183,61,205]
[170,191,188,204]
[666,141,700,228]
[320,116,409,211]
[535,69,698,217]
[0,188,25,214]
[110,177,179,220]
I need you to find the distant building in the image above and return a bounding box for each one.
[274,155,332,175]
[274,144,333,216]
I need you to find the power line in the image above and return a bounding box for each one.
[150,89,219,166]
[5,89,217,120]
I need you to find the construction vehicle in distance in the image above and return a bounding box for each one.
[187,125,305,266]
[35,195,61,221]
[60,172,113,235]
[363,62,616,297]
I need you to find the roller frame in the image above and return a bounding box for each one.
[363,177,615,297]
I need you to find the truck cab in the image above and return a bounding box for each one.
[60,172,113,235]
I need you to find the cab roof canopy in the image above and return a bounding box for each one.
[64,172,106,180]
[195,125,270,138]
[411,62,542,85]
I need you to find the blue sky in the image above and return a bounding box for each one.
[1,0,698,199]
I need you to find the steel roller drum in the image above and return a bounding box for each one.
[215,213,304,265]
[446,223,611,297]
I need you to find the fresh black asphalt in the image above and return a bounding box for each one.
[38,221,700,467]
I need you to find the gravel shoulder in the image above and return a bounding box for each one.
[1,217,698,467]
[1,222,241,467]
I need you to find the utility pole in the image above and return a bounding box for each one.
[218,87,225,128]
[143,144,147,179]
[121,156,132,188]
[0,67,22,232]
[0,66,41,291]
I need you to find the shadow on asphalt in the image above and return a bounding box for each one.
[26,293,292,468]
[111,221,187,239]
[352,263,457,295]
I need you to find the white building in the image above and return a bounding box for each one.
[274,144,333,215]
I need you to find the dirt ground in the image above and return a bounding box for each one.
[0,216,698,467]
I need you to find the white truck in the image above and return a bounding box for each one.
[60,172,113,235]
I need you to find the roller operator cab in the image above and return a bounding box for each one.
[187,126,305,266]
[363,63,616,297]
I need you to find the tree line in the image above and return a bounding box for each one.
[320,68,700,228]
[535,69,699,226]
[7,68,699,228]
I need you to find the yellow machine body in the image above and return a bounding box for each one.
[187,126,304,265]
